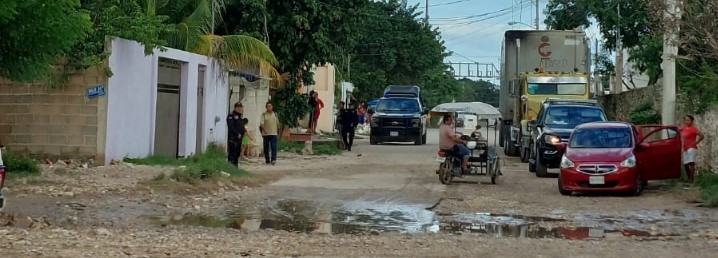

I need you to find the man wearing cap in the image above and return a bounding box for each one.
[227,102,246,166]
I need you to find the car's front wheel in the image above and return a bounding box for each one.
[558,177,572,196]
[632,173,647,196]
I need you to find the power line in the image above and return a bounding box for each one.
[436,1,533,29]
[417,0,473,8]
[430,1,531,21]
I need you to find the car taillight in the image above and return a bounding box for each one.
[0,167,5,188]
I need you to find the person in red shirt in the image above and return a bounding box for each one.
[311,92,324,134]
[680,115,705,184]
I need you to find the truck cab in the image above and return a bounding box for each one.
[369,85,429,145]
[504,70,591,161]
[528,99,607,177]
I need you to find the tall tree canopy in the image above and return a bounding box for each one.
[0,0,91,82]
[453,79,500,107]
[347,0,457,108]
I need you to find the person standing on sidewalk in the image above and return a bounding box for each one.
[260,102,279,165]
[340,103,359,151]
[307,90,317,133]
[311,92,324,134]
[680,115,705,184]
[226,102,246,166]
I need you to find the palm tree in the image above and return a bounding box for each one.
[143,0,281,80]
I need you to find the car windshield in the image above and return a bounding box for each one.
[569,127,632,148]
[375,98,420,113]
[528,83,586,95]
[543,106,606,128]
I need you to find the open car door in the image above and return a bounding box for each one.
[635,125,682,180]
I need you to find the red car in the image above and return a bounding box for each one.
[556,122,682,196]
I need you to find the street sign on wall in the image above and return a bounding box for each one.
[86,84,106,99]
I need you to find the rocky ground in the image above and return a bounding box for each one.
[1,129,717,257]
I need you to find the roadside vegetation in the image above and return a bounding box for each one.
[696,171,718,207]
[125,143,245,184]
[277,140,341,156]
[2,150,41,176]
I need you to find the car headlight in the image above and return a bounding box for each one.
[371,118,380,127]
[620,154,636,168]
[543,134,561,145]
[411,119,420,127]
[560,156,574,168]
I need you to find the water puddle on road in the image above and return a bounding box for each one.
[146,199,683,240]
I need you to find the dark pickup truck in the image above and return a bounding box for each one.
[369,85,429,145]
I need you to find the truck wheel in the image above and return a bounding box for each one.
[421,132,427,145]
[528,143,536,172]
[535,155,548,178]
[520,147,529,163]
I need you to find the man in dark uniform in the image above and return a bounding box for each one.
[227,102,246,166]
[340,102,359,151]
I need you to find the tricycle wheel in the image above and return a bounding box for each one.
[438,161,454,185]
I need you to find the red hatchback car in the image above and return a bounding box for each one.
[556,122,682,196]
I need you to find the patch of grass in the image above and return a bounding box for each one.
[2,150,41,176]
[128,143,246,184]
[277,140,304,153]
[696,171,718,207]
[313,144,341,155]
[124,155,183,166]
[278,140,341,155]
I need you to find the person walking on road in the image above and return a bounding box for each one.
[340,103,359,151]
[680,114,705,184]
[260,102,279,165]
[226,102,246,166]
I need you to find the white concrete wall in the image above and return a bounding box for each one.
[309,64,336,133]
[105,38,228,164]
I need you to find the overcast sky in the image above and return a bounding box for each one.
[406,0,602,80]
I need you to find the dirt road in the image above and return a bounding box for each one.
[1,128,718,257]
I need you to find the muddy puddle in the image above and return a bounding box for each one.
[146,199,687,240]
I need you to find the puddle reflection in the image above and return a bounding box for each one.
[146,199,683,240]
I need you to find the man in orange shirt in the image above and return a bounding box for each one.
[680,115,704,184]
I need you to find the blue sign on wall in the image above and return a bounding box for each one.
[87,84,106,99]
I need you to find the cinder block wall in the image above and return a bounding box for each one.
[0,67,106,161]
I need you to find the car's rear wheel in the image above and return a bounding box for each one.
[414,134,422,145]
[558,177,572,196]
[520,146,529,163]
[370,136,378,145]
[421,132,427,145]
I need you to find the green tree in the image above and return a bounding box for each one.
[144,0,280,79]
[348,0,451,107]
[454,78,500,107]
[219,0,368,128]
[0,0,91,82]
[544,0,661,85]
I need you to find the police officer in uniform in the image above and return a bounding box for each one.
[227,102,246,166]
[339,102,359,151]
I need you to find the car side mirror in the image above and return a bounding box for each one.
[556,143,567,151]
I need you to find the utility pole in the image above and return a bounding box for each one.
[425,0,429,24]
[613,5,623,94]
[662,0,681,125]
[594,38,600,96]
[534,0,540,30]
